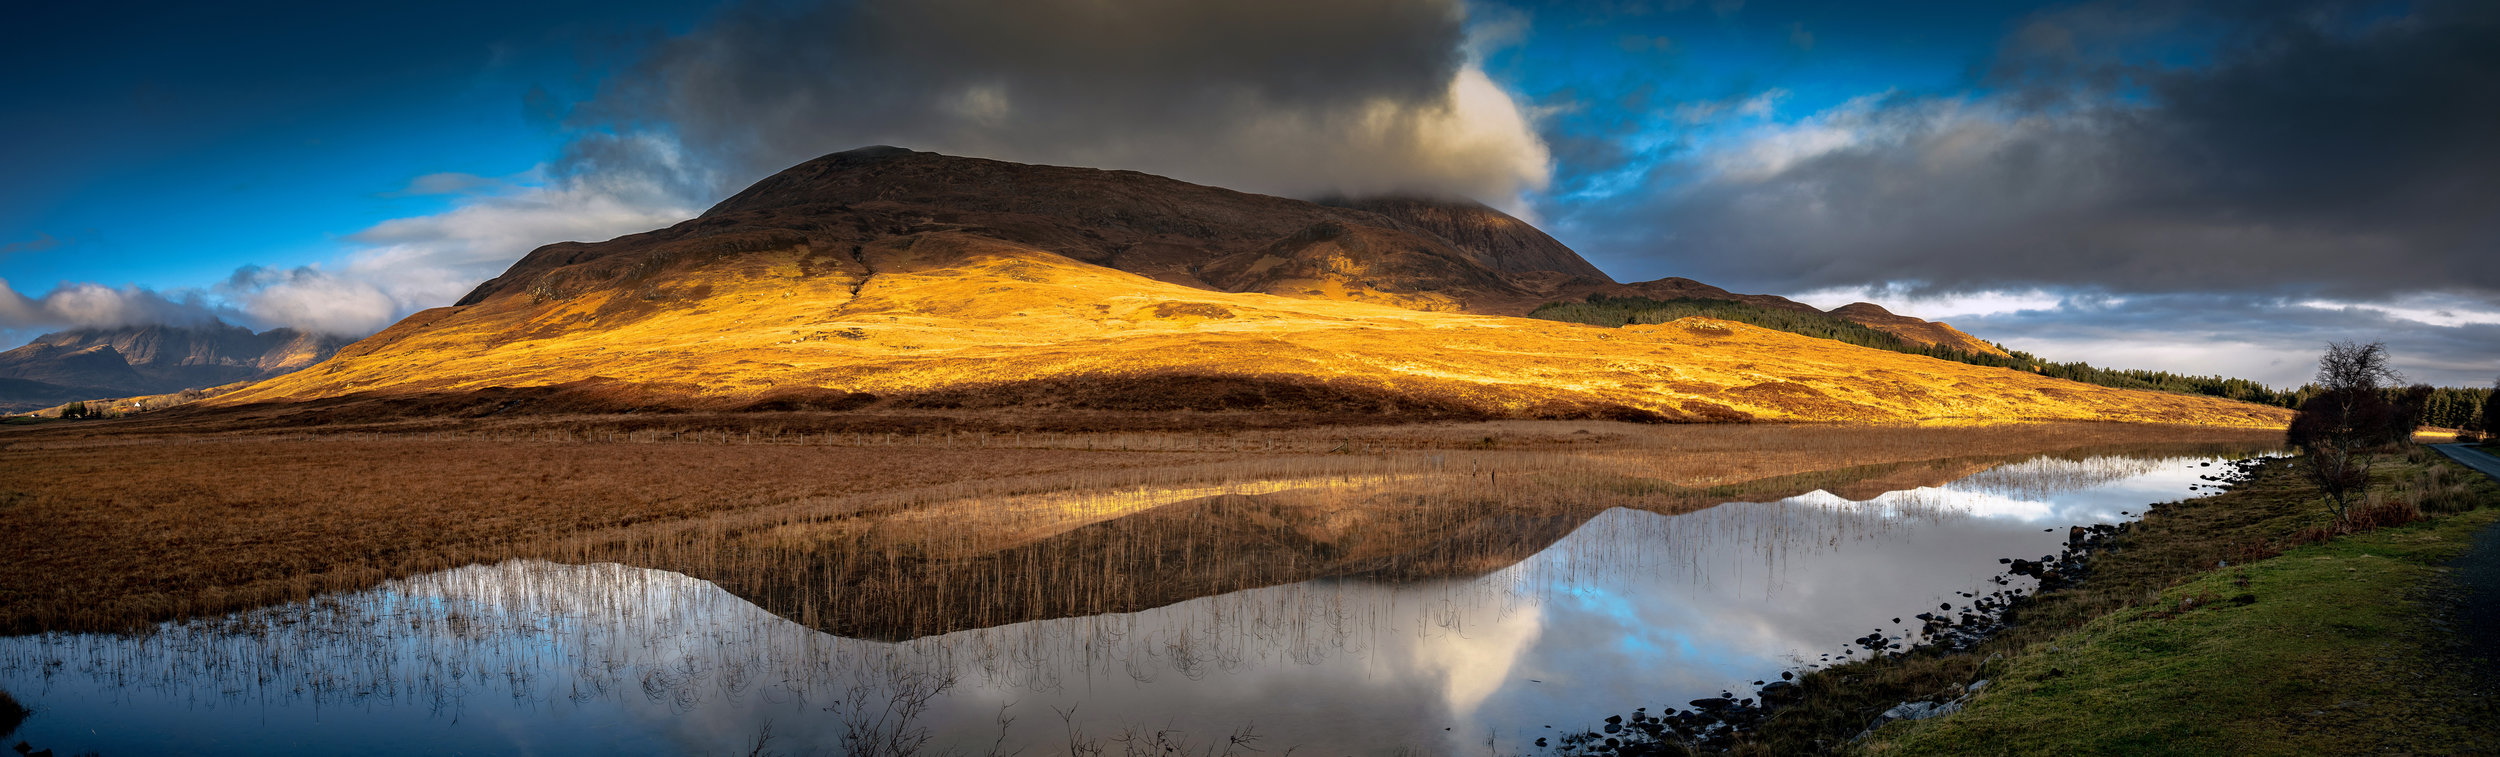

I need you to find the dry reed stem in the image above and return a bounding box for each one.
[0,418,2282,635]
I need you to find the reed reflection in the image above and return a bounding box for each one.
[0,450,2267,755]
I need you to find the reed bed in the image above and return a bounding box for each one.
[0,417,2281,635]
[1,455,2219,754]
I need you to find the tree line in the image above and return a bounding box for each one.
[1530,295,2491,425]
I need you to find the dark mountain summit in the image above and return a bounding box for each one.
[458,146,1615,315]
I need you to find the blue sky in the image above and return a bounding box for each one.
[4,0,2496,387]
[1,0,707,289]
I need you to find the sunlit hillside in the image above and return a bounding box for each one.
[217,225,2289,426]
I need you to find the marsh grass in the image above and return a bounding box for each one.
[0,455,2185,754]
[0,419,2280,635]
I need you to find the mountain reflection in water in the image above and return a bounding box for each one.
[0,450,2264,755]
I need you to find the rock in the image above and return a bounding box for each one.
[1856,700,1966,740]
[1968,679,1990,694]
[1882,701,1957,722]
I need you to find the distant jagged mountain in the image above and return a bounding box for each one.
[0,323,348,411]
[213,147,2287,428]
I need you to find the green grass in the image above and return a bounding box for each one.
[1862,467,2500,755]
[1708,449,2499,755]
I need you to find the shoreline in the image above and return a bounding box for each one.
[1539,446,2500,755]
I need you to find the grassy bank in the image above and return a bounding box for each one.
[1871,507,2499,754]
[1719,448,2498,755]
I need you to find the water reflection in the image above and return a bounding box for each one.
[1,451,2259,755]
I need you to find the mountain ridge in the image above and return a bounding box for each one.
[200,148,2285,428]
[454,146,1999,348]
[0,322,348,411]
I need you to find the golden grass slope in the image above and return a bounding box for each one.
[217,231,2289,427]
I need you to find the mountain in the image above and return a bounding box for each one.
[1824,302,2006,356]
[0,323,348,411]
[206,147,2284,427]
[1591,278,2006,357]
[457,145,1603,316]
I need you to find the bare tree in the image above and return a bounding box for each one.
[2315,341,2403,392]
[2291,341,2407,523]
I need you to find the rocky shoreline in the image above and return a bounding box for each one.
[1532,456,2270,755]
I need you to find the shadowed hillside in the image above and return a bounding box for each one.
[203,148,2285,428]
[1827,301,2005,355]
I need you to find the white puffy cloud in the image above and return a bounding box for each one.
[0,278,221,332]
[1784,285,2072,320]
[335,167,697,314]
[3,162,697,340]
[214,267,402,338]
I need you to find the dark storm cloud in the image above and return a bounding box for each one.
[567,0,1550,204]
[1569,0,2500,301]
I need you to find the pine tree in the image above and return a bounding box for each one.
[2482,377,2499,445]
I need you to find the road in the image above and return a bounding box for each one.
[2432,442,2500,482]
[2432,443,2500,693]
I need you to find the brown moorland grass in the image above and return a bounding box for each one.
[0,416,2282,636]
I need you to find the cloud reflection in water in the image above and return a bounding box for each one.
[0,453,2241,755]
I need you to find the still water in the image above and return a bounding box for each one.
[2,451,2252,755]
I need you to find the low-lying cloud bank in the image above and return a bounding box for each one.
[0,280,222,333]
[1789,285,2500,388]
[0,165,696,340]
